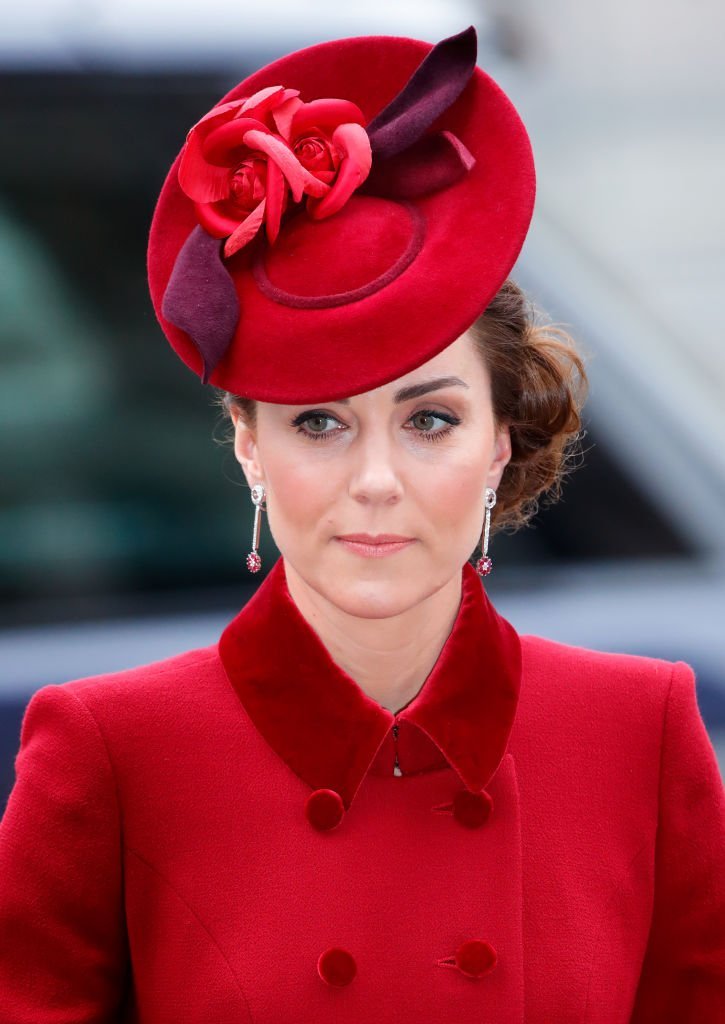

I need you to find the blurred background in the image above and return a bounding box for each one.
[1,0,724,808]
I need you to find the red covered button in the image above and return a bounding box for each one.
[455,939,497,977]
[317,946,357,986]
[453,788,493,828]
[306,788,345,831]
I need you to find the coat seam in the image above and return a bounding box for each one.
[61,645,221,831]
[580,661,675,1019]
[64,687,125,836]
[124,844,255,1022]
[641,662,677,940]
[580,839,652,1017]
[59,686,132,1003]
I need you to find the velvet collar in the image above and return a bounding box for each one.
[218,556,522,810]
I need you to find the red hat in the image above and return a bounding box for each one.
[147,25,535,403]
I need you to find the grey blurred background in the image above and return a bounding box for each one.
[1,0,724,807]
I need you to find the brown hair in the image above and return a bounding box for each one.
[211,278,589,537]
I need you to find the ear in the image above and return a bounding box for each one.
[488,421,512,490]
[230,408,266,489]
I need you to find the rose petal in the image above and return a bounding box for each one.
[201,116,269,166]
[333,122,372,176]
[309,168,337,184]
[264,158,287,244]
[178,103,247,203]
[243,85,301,127]
[193,200,244,238]
[190,98,247,134]
[179,105,271,203]
[306,123,372,219]
[272,95,304,140]
[241,85,286,113]
[242,128,329,202]
[290,98,367,138]
[161,225,240,385]
[304,159,360,219]
[223,198,266,258]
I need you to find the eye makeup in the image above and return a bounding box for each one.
[288,408,462,443]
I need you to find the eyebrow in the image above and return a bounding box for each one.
[332,375,470,405]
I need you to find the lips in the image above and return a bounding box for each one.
[336,534,414,544]
[335,535,416,559]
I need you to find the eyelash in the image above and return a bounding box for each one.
[289,408,461,443]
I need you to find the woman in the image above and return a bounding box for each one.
[0,24,723,1023]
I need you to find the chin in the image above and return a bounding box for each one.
[326,574,418,620]
[288,545,447,618]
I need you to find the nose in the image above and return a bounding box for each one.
[347,427,404,504]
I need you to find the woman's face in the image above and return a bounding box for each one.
[231,329,511,617]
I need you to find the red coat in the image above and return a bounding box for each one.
[1,555,723,1021]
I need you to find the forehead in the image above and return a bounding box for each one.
[362,329,482,398]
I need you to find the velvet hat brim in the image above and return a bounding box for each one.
[147,25,535,403]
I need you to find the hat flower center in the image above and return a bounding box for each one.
[229,158,268,211]
[293,134,339,176]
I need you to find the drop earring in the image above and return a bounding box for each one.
[475,487,496,577]
[246,483,266,573]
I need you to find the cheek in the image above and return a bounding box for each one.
[262,447,339,533]
[424,471,486,525]
[416,438,491,501]
[411,441,492,543]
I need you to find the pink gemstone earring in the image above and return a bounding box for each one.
[246,483,266,573]
[475,487,496,577]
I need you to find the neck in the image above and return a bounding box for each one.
[282,560,463,714]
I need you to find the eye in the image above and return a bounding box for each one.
[407,409,460,442]
[289,408,461,442]
[289,412,342,439]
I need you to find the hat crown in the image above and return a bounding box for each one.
[147,26,535,402]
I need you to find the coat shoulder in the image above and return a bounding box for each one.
[40,642,226,723]
[512,634,697,768]
[518,631,687,703]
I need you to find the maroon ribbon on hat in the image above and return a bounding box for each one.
[161,25,478,384]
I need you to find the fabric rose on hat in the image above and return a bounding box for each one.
[178,85,373,258]
[162,27,479,386]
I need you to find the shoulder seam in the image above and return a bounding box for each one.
[63,687,124,839]
[657,662,680,824]
[654,665,678,870]
[631,663,676,955]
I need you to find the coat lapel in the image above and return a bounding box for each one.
[218,556,522,810]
